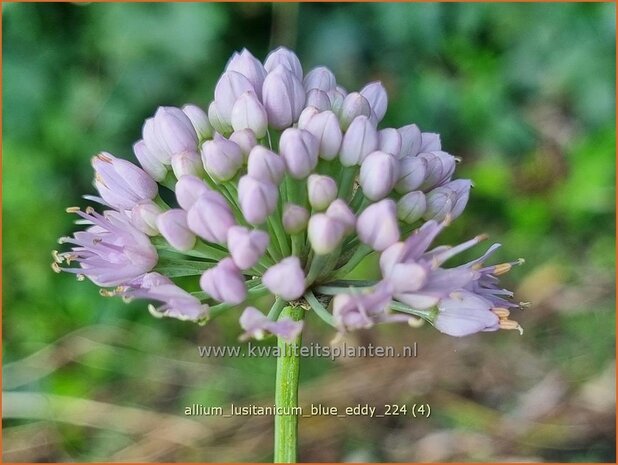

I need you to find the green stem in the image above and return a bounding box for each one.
[274,306,304,463]
[304,291,336,327]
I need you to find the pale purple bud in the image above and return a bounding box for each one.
[302,110,342,160]
[148,106,199,159]
[297,106,321,129]
[175,175,211,210]
[131,200,163,236]
[378,128,402,157]
[227,226,269,270]
[200,258,247,305]
[359,150,399,201]
[240,306,303,342]
[418,151,457,190]
[142,117,170,163]
[305,89,331,112]
[187,193,236,244]
[420,132,442,152]
[325,199,356,234]
[92,152,158,210]
[231,90,268,138]
[226,48,267,98]
[201,134,244,181]
[262,65,306,129]
[133,139,167,182]
[435,290,500,337]
[229,129,258,160]
[238,175,278,224]
[304,66,337,92]
[264,46,303,80]
[282,203,310,234]
[424,179,471,222]
[247,146,286,184]
[360,81,388,123]
[307,174,338,211]
[171,151,203,178]
[279,128,319,179]
[208,101,233,135]
[398,124,422,158]
[339,115,379,167]
[328,87,347,116]
[262,256,306,300]
[397,191,427,224]
[395,155,428,194]
[182,104,213,140]
[156,209,196,252]
[213,71,255,123]
[308,213,346,255]
[338,92,371,131]
[357,199,400,251]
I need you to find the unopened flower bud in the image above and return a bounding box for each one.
[398,124,422,158]
[171,151,202,178]
[420,132,441,152]
[305,89,331,112]
[339,115,378,167]
[201,134,244,182]
[238,175,278,224]
[93,152,158,210]
[213,71,255,123]
[360,81,388,123]
[279,128,319,179]
[307,174,338,211]
[357,199,400,251]
[282,203,310,234]
[302,110,342,160]
[325,199,356,234]
[226,48,267,98]
[262,256,306,300]
[395,155,428,194]
[231,90,268,138]
[133,139,167,182]
[187,193,236,244]
[200,258,247,305]
[262,65,306,129]
[182,104,213,140]
[338,92,371,130]
[175,175,211,210]
[247,146,286,184]
[418,151,456,191]
[208,101,233,135]
[308,213,346,255]
[304,66,337,92]
[264,46,303,80]
[227,225,269,270]
[229,129,258,160]
[156,209,196,251]
[378,128,402,157]
[397,191,427,224]
[359,150,399,201]
[147,106,199,160]
[328,87,347,115]
[131,200,163,236]
[297,106,320,129]
[424,179,471,221]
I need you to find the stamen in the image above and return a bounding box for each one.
[65,207,80,213]
[52,250,63,264]
[85,206,95,214]
[407,316,425,328]
[148,304,164,318]
[492,307,510,318]
[519,301,531,309]
[499,319,523,335]
[76,274,85,281]
[99,289,117,297]
[51,262,61,273]
[96,152,113,163]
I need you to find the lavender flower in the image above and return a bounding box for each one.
[55,47,523,343]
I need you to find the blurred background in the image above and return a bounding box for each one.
[3,2,616,462]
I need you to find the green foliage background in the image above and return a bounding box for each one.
[3,3,616,462]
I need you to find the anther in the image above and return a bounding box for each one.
[499,319,523,335]
[491,307,510,318]
[493,263,513,276]
[76,274,85,281]
[52,250,63,263]
[408,316,425,328]
[65,207,80,213]
[51,262,61,273]
[96,152,113,163]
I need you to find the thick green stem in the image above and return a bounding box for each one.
[274,306,304,463]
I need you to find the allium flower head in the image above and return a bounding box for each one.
[54,47,525,340]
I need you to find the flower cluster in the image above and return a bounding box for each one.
[53,47,524,340]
